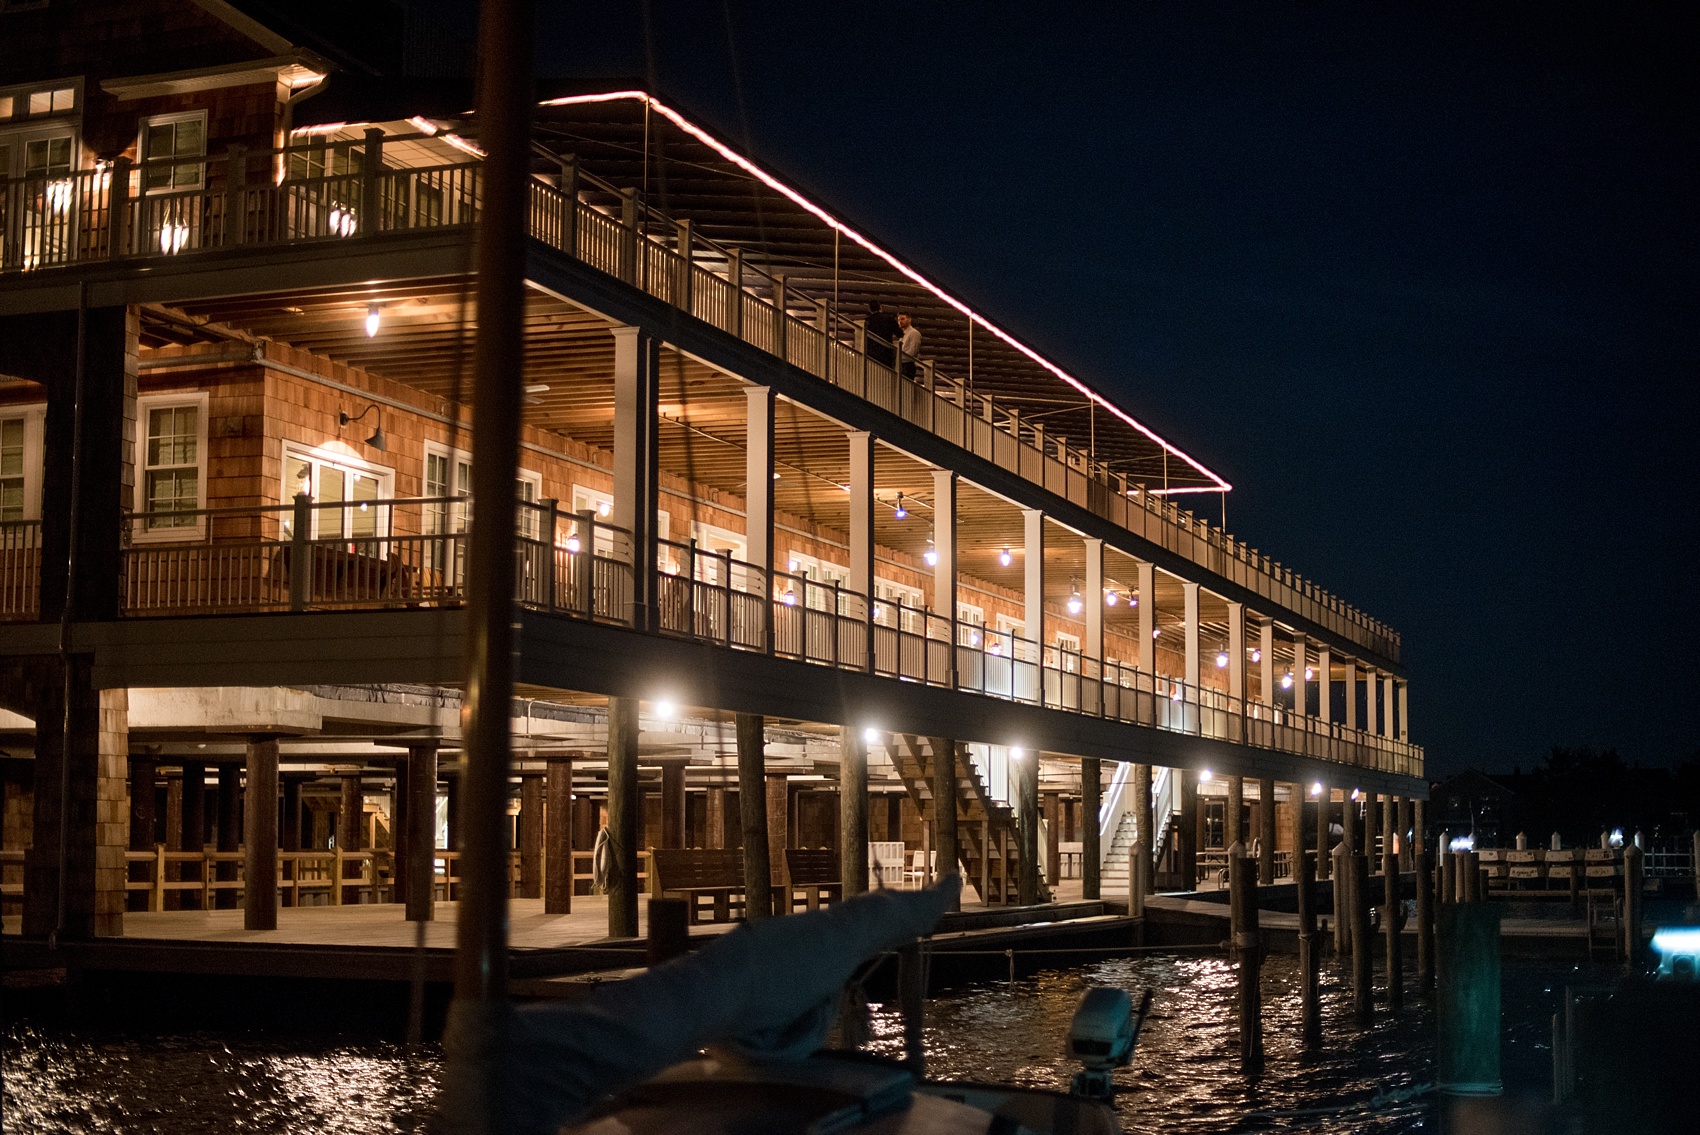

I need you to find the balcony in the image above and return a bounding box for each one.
[0,496,1420,780]
[1,141,1401,665]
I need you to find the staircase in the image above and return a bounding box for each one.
[893,736,1040,905]
[1099,809,1140,899]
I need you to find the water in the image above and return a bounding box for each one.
[3,955,1598,1134]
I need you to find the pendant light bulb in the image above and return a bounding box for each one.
[365,304,380,337]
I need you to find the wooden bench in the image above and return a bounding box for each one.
[784,848,842,911]
[649,848,745,924]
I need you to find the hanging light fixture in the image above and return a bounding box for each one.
[893,492,907,519]
[1305,666,1315,682]
[1281,671,1294,689]
[1216,647,1229,669]
[564,531,581,554]
[1251,647,1262,663]
[924,540,939,567]
[1310,781,1323,797]
[1200,768,1213,782]
[1067,579,1083,615]
[999,546,1013,567]
[1104,589,1118,606]
[364,303,381,337]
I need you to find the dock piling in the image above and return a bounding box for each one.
[1623,844,1644,968]
[1437,901,1503,1096]
[1383,851,1403,1010]
[1229,843,1263,1070]
[1416,843,1435,993]
[1296,847,1321,1046]
[1350,853,1373,1024]
[898,942,927,1075]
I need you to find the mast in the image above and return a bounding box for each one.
[440,0,535,1129]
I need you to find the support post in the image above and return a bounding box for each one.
[1384,851,1404,1010]
[518,775,543,899]
[1177,768,1198,892]
[607,696,640,937]
[406,746,439,921]
[339,772,364,904]
[1416,840,1435,993]
[1131,763,1152,918]
[1022,509,1045,667]
[242,737,278,931]
[1623,844,1644,968]
[1083,536,1103,713]
[932,738,960,912]
[1316,782,1331,881]
[1297,848,1322,1046]
[544,756,572,914]
[1080,756,1100,900]
[840,728,869,897]
[180,761,205,910]
[215,764,240,909]
[1437,903,1503,1095]
[611,327,660,631]
[735,715,773,920]
[766,770,790,914]
[659,760,686,850]
[1229,843,1263,1070]
[1332,842,1350,959]
[1135,562,1155,674]
[745,386,775,650]
[705,786,726,849]
[1226,775,1244,849]
[847,432,875,603]
[1258,778,1276,886]
[1292,634,1308,717]
[1016,747,1041,905]
[1350,852,1373,1024]
[933,470,958,685]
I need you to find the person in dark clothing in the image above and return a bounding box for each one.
[865,300,900,368]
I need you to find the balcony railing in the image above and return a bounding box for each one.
[0,498,1423,779]
[0,520,40,620]
[1,142,1399,663]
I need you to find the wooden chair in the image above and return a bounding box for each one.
[649,848,745,924]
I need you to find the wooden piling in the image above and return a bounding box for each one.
[1437,902,1503,1095]
[1350,852,1373,1023]
[1441,840,1457,906]
[1229,843,1263,1070]
[1316,785,1332,881]
[544,756,573,915]
[242,737,278,931]
[1416,844,1435,993]
[1080,756,1099,901]
[1331,842,1349,959]
[933,739,960,912]
[1257,778,1276,886]
[1296,847,1322,1046]
[607,696,641,938]
[406,745,439,921]
[735,714,772,920]
[1623,844,1644,968]
[1383,851,1403,1010]
[898,942,927,1075]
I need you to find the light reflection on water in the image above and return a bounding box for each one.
[4,954,1582,1134]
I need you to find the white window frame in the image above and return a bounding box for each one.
[955,601,985,647]
[424,442,542,538]
[281,439,394,546]
[1054,630,1082,673]
[132,392,209,541]
[688,521,746,585]
[137,110,207,193]
[873,577,924,631]
[0,403,45,522]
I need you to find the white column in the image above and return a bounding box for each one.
[1083,538,1104,712]
[1182,581,1200,693]
[744,385,775,584]
[931,468,957,620]
[1258,618,1274,707]
[847,431,874,599]
[1364,668,1379,734]
[1316,646,1331,725]
[1135,560,1155,673]
[1383,675,1396,739]
[1344,660,1358,731]
[1226,601,1245,702]
[1022,508,1044,662]
[1398,680,1409,742]
[1292,633,1308,717]
[611,326,659,631]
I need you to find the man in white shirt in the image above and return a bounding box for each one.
[896,312,921,377]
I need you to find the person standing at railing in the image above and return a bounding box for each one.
[865,300,900,367]
[896,311,922,378]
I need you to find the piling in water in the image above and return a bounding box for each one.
[1229,844,1263,1071]
[1416,846,1435,993]
[1383,852,1403,1010]
[1331,842,1349,960]
[897,942,927,1075]
[1296,848,1322,1046]
[1623,845,1644,968]
[1437,902,1503,1096]
[1350,853,1373,1024]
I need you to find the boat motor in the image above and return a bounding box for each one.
[1068,987,1153,1101]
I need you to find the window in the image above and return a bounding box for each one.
[956,602,985,647]
[994,613,1027,658]
[1054,631,1082,673]
[135,394,207,535]
[0,79,77,123]
[688,522,746,586]
[283,442,393,548]
[873,578,924,632]
[426,443,543,539]
[139,112,205,192]
[0,405,44,521]
[784,550,850,612]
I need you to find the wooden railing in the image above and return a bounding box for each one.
[0,139,1400,664]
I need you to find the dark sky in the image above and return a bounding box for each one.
[524,2,1698,778]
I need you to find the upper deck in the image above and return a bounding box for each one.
[0,92,1402,670]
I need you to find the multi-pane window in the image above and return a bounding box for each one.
[0,416,26,520]
[285,445,391,548]
[140,113,205,191]
[141,402,202,528]
[22,134,71,178]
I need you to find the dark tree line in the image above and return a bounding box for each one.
[1494,747,1700,847]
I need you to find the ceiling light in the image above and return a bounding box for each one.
[924,547,939,566]
[365,304,380,337]
[1199,768,1213,783]
[1305,666,1315,682]
[1281,672,1294,689]
[654,699,676,720]
[1251,648,1262,663]
[1104,590,1118,606]
[1216,649,1229,669]
[1351,788,1362,801]
[999,547,1012,567]
[1010,747,1025,760]
[1067,579,1082,615]
[772,472,781,480]
[863,727,881,744]
[1309,781,1323,797]
[893,493,907,519]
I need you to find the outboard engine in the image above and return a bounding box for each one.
[1067,987,1153,1102]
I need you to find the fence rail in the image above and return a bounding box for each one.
[1,138,1400,663]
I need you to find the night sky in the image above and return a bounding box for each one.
[518,2,1696,778]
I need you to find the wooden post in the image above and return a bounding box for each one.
[1229,844,1263,1070]
[1315,785,1331,881]
[544,757,572,914]
[1226,776,1244,849]
[339,773,364,904]
[1257,777,1276,885]
[280,775,301,906]
[1437,902,1503,1095]
[1384,851,1404,1010]
[1332,842,1349,959]
[705,786,726,849]
[1043,791,1061,891]
[607,696,641,938]
[898,942,927,1075]
[242,738,278,930]
[1131,764,1152,919]
[1015,747,1040,905]
[178,761,205,910]
[1397,796,1414,872]
[764,770,789,916]
[1177,769,1198,891]
[518,775,543,899]
[735,715,772,919]
[932,738,960,912]
[840,729,870,897]
[215,764,240,909]
[1350,852,1373,1023]
[1441,838,1457,906]
[1297,848,1321,1046]
[151,844,166,912]
[1416,842,1435,993]
[1622,844,1644,968]
[1080,756,1100,901]
[407,745,438,921]
[129,755,157,912]
[659,760,686,849]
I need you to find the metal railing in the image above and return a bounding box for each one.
[1,140,1399,662]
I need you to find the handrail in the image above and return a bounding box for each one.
[0,148,1402,662]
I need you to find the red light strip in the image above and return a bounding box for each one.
[538,90,1231,493]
